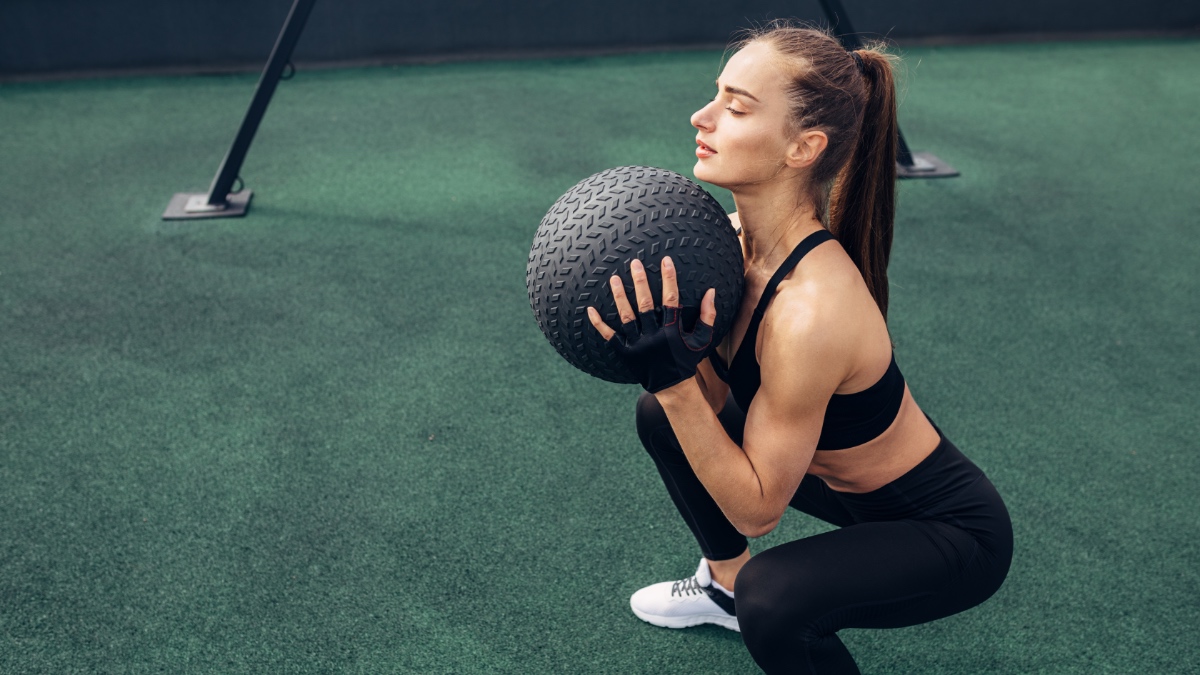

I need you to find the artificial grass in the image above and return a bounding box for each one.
[1,37,1198,673]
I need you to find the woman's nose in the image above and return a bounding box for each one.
[691,105,712,131]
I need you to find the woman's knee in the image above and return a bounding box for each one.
[737,555,787,638]
[736,552,825,648]
[634,391,679,458]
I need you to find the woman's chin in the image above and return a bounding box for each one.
[693,162,725,187]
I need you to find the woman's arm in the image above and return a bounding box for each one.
[586,250,847,536]
[694,357,730,414]
[654,298,847,537]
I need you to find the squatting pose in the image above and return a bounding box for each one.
[587,23,1013,674]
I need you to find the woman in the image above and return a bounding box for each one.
[585,23,1013,674]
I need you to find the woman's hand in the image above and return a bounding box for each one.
[586,256,718,393]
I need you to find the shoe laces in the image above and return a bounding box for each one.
[671,576,705,597]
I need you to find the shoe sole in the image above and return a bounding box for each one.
[630,605,740,632]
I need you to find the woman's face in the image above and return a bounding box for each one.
[691,41,798,189]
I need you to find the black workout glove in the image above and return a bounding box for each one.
[608,305,715,393]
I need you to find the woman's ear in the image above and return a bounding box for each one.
[785,129,828,169]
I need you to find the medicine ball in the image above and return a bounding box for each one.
[526,166,745,384]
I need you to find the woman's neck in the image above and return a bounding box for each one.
[733,183,825,276]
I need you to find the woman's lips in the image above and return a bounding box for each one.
[696,139,717,158]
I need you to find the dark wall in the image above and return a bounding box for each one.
[3,0,1198,77]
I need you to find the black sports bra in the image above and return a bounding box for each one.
[709,229,906,450]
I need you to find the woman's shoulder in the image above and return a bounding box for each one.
[759,248,882,366]
[753,277,857,410]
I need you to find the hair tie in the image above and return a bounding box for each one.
[850,51,866,74]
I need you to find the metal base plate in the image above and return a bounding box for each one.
[897,152,959,179]
[162,190,253,220]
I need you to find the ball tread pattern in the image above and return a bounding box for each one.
[527,166,745,383]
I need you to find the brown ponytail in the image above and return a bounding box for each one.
[735,22,899,319]
[828,49,898,319]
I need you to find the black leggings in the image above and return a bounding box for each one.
[636,392,1013,675]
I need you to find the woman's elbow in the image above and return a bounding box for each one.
[736,515,783,539]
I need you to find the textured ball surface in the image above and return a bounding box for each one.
[527,166,745,384]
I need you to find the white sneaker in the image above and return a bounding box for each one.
[629,559,739,632]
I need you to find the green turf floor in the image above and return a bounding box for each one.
[2,37,1199,673]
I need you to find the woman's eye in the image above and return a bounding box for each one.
[707,95,744,116]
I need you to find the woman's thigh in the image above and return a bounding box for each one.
[736,518,1005,634]
[788,475,860,528]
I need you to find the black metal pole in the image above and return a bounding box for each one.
[815,0,915,167]
[814,0,957,178]
[815,0,860,46]
[163,0,319,219]
[207,0,317,206]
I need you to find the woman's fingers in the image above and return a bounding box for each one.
[629,259,655,313]
[609,275,636,324]
[661,256,680,307]
[586,306,615,340]
[594,269,715,340]
[700,287,717,326]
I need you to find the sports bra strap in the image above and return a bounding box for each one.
[750,229,835,322]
